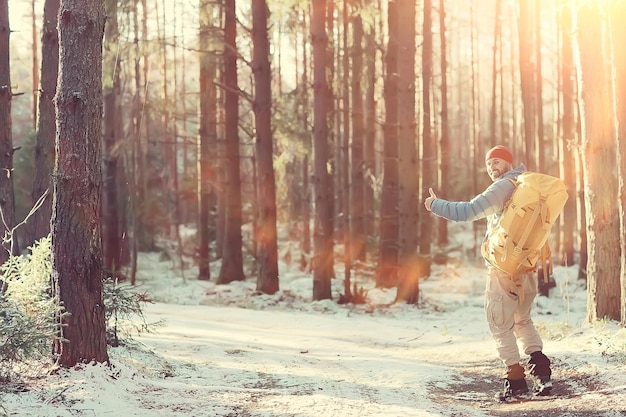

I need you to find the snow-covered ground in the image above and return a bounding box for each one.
[2,223,626,416]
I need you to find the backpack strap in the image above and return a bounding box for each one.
[496,178,519,263]
[513,196,546,256]
[540,244,550,284]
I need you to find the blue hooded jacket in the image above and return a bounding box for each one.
[430,164,527,237]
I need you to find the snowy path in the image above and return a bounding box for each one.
[125,286,625,417]
[132,302,481,417]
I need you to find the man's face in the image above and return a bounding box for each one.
[486,158,510,182]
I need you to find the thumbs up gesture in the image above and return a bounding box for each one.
[424,187,437,212]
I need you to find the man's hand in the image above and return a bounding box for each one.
[424,187,437,212]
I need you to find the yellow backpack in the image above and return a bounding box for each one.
[481,172,569,281]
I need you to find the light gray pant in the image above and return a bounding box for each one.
[484,268,543,368]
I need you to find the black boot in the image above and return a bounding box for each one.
[529,351,552,396]
[497,378,529,402]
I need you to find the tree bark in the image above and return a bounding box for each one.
[377,0,399,288]
[30,0,59,244]
[558,0,576,266]
[351,0,366,264]
[363,9,377,243]
[31,1,38,130]
[574,0,622,322]
[102,0,122,275]
[437,0,449,247]
[489,0,502,149]
[534,0,544,172]
[396,0,420,303]
[311,0,333,300]
[608,0,626,325]
[518,0,536,169]
[217,0,245,285]
[52,0,109,366]
[0,0,17,263]
[197,0,217,281]
[252,0,279,295]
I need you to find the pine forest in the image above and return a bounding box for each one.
[2,0,626,373]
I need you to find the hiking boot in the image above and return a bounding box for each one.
[496,378,529,402]
[529,351,552,396]
[529,351,551,375]
[532,375,553,396]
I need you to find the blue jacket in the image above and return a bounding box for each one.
[430,164,527,236]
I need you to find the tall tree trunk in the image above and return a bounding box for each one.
[31,0,59,244]
[128,0,143,285]
[215,0,225,260]
[489,0,502,149]
[437,0,449,247]
[167,0,185,278]
[574,0,621,322]
[217,0,245,285]
[470,0,482,253]
[418,0,433,261]
[558,0,576,266]
[52,0,109,366]
[252,0,279,295]
[299,7,311,271]
[311,0,333,300]
[197,0,217,281]
[340,0,352,297]
[534,0,544,172]
[396,0,420,304]
[377,0,399,288]
[518,0,536,168]
[608,1,626,325]
[351,0,366,264]
[364,7,377,243]
[31,0,38,130]
[0,0,17,263]
[102,0,122,275]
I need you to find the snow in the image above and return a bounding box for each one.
[3,223,626,416]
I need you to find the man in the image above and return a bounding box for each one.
[424,145,552,401]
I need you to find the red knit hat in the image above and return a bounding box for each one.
[485,145,513,164]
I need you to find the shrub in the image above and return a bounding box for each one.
[0,237,66,384]
[103,278,156,347]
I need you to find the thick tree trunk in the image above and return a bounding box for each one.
[52,0,109,366]
[574,1,621,322]
[197,0,217,281]
[377,0,399,288]
[396,0,420,303]
[252,0,279,295]
[518,0,536,169]
[217,0,245,285]
[417,0,432,259]
[311,0,333,300]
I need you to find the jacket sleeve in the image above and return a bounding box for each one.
[430,179,515,222]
